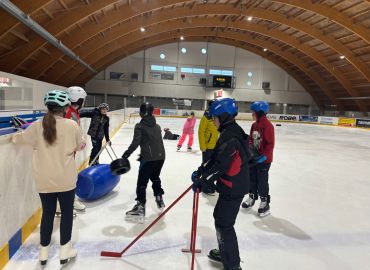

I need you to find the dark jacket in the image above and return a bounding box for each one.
[200,121,250,197]
[80,108,110,141]
[249,115,275,163]
[124,115,165,161]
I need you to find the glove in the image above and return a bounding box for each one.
[191,170,202,192]
[136,154,142,162]
[255,155,267,163]
[122,151,130,159]
[107,140,112,146]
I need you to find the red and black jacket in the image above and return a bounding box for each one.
[200,121,250,197]
[249,115,275,163]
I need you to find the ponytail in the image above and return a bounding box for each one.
[42,112,57,145]
[42,104,65,145]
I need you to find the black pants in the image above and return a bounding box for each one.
[39,189,75,246]
[213,194,243,270]
[89,137,103,164]
[249,163,271,202]
[136,160,165,204]
[202,149,214,163]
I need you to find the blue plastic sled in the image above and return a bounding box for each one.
[76,164,120,201]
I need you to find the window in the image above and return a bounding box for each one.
[221,70,233,76]
[164,66,176,72]
[180,67,206,74]
[209,69,222,75]
[193,68,205,74]
[151,65,176,72]
[209,69,233,76]
[151,65,163,71]
[247,81,252,86]
[181,67,193,73]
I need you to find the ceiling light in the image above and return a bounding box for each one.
[180,36,184,40]
[247,17,253,21]
[340,55,345,59]
[263,48,267,52]
[160,53,165,59]
[181,47,187,54]
[201,48,207,54]
[140,27,145,32]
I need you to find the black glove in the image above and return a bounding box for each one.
[191,170,203,192]
[107,140,112,146]
[136,154,142,162]
[122,151,130,159]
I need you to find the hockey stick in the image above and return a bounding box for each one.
[101,185,193,257]
[191,189,200,270]
[182,189,201,253]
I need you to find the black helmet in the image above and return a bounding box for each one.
[207,99,216,108]
[140,102,154,116]
[110,157,131,175]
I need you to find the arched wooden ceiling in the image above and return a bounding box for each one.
[1,0,370,111]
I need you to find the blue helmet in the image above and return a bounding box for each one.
[210,98,238,117]
[250,101,269,114]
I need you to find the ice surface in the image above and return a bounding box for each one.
[4,118,370,270]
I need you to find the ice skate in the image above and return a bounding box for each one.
[208,249,222,264]
[125,202,145,223]
[187,146,192,152]
[59,241,77,266]
[73,199,86,212]
[155,195,165,210]
[242,194,255,209]
[56,210,77,218]
[39,245,49,266]
[176,146,181,151]
[258,197,270,217]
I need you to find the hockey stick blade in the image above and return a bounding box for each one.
[100,251,122,257]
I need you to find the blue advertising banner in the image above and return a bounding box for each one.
[299,115,318,123]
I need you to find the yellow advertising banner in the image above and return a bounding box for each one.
[338,118,356,126]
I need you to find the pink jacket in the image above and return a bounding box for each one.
[183,117,196,134]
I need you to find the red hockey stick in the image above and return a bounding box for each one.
[191,189,200,270]
[182,189,201,254]
[101,185,193,257]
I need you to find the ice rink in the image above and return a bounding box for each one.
[4,117,370,270]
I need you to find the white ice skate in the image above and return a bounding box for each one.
[60,241,77,266]
[73,199,86,212]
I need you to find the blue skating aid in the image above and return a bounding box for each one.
[76,164,120,201]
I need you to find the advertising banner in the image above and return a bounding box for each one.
[278,115,299,122]
[356,118,370,128]
[153,108,160,116]
[338,118,356,127]
[160,109,178,116]
[299,115,319,123]
[267,114,278,121]
[319,117,338,125]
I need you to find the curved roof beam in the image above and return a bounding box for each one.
[56,27,341,108]
[272,0,370,45]
[0,0,51,39]
[48,18,350,108]
[28,4,370,84]
[79,36,324,107]
[0,0,125,71]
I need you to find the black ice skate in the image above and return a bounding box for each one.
[125,202,145,223]
[242,194,255,209]
[208,249,222,264]
[187,147,192,152]
[177,146,181,151]
[155,195,165,210]
[258,197,270,217]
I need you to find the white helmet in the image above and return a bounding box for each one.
[67,86,87,103]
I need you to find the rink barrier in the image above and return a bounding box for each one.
[126,110,370,130]
[0,113,127,270]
